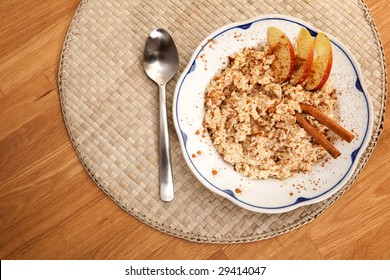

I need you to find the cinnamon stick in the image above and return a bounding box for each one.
[300,103,355,143]
[295,113,341,159]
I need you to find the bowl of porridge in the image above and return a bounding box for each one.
[173,14,373,213]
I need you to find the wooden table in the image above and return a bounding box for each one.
[1,0,389,260]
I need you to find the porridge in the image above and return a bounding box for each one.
[202,46,337,179]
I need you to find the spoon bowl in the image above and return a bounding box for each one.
[144,29,179,85]
[143,28,179,201]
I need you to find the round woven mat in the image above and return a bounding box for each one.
[58,0,387,243]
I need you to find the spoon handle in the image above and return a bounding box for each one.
[158,84,174,201]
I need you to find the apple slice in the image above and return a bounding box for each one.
[267,27,295,83]
[290,28,314,85]
[304,32,333,90]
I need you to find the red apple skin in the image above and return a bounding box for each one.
[290,28,314,85]
[267,27,295,83]
[304,32,333,91]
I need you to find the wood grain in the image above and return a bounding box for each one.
[0,0,389,260]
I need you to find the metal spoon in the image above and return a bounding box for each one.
[143,28,179,201]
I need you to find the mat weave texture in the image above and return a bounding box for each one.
[58,0,387,243]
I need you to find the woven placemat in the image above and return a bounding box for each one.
[58,0,387,243]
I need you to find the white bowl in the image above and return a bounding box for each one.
[173,14,373,213]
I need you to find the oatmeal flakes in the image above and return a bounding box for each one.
[203,47,336,179]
